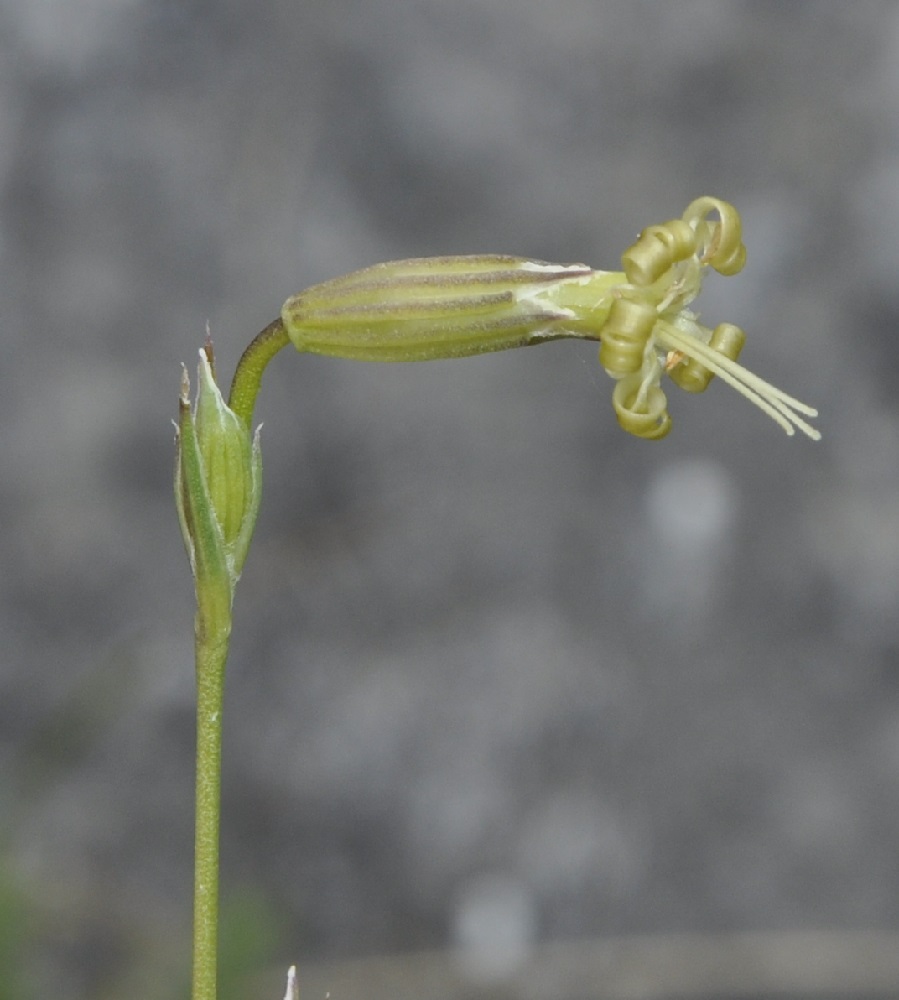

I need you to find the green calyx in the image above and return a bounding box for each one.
[279,255,610,362]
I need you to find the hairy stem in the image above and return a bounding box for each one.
[192,622,230,1000]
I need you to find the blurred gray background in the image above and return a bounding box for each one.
[2,1,899,997]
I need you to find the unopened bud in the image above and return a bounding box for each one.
[194,350,257,550]
[175,347,262,598]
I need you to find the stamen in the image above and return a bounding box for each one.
[655,320,821,440]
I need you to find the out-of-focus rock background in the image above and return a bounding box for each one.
[2,1,899,997]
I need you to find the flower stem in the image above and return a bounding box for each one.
[228,319,290,429]
[192,620,230,1000]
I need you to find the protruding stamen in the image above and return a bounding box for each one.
[656,319,820,440]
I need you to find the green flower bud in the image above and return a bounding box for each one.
[194,351,257,550]
[175,346,262,603]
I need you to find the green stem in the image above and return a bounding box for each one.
[192,619,230,1000]
[228,318,290,429]
[187,314,283,1000]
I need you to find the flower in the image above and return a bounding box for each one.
[600,196,820,440]
[278,197,819,441]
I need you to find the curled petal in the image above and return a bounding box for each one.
[682,196,746,276]
[612,374,672,440]
[598,298,657,377]
[621,219,698,287]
